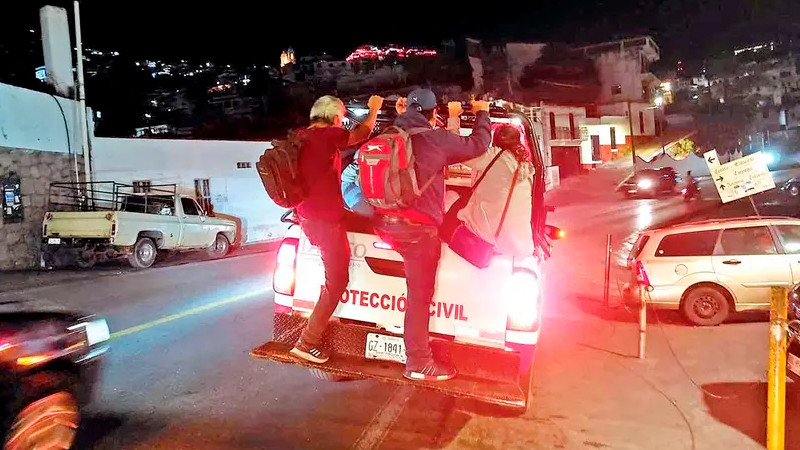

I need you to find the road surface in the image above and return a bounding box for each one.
[1,165,794,449]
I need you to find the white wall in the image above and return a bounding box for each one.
[594,50,644,103]
[92,137,285,244]
[0,82,82,154]
[598,102,656,136]
[585,118,630,146]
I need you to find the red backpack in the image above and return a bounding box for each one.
[357,126,435,210]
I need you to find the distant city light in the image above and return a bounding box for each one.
[719,97,725,104]
[345,44,437,62]
[654,96,664,107]
[660,81,671,92]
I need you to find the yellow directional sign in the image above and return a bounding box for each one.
[704,150,775,203]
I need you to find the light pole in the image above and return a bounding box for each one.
[73,1,92,188]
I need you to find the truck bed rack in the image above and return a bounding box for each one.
[47,181,177,212]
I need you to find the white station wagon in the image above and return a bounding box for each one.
[628,216,800,326]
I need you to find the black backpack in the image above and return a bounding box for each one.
[256,129,307,208]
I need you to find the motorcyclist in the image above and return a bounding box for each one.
[684,171,699,200]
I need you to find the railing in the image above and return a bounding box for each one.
[47,182,177,213]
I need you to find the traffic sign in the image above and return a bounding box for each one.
[704,150,775,203]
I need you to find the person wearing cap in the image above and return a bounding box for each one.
[375,89,492,382]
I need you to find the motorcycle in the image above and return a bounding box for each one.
[682,180,700,202]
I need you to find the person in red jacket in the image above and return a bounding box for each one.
[289,94,383,364]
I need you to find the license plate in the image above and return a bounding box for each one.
[365,333,406,364]
[789,353,800,377]
[47,238,61,245]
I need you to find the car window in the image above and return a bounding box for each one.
[181,198,200,216]
[718,226,777,255]
[655,230,718,257]
[777,225,800,253]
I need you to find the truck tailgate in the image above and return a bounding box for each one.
[284,227,513,348]
[45,211,114,238]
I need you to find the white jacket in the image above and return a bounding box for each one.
[457,147,535,256]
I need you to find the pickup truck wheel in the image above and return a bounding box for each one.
[207,233,230,259]
[128,237,157,269]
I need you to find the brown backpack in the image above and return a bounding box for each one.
[256,129,307,208]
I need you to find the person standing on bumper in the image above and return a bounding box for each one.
[375,90,492,381]
[290,94,383,364]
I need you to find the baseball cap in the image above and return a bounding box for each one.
[406,88,437,111]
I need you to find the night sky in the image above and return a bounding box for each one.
[5,0,800,66]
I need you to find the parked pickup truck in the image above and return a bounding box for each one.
[42,182,236,269]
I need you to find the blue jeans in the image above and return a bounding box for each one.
[299,217,350,347]
[374,217,442,369]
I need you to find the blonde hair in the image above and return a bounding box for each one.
[309,95,345,124]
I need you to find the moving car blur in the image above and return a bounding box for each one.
[619,167,680,198]
[1,298,108,450]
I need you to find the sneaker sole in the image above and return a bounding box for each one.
[402,372,456,382]
[289,347,329,364]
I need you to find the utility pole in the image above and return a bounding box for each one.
[73,1,92,188]
[628,101,637,167]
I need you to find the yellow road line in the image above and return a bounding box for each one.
[110,289,267,339]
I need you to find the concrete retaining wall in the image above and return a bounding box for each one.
[0,147,83,270]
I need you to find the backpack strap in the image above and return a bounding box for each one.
[494,161,522,241]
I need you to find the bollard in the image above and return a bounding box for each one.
[638,285,646,359]
[767,286,788,450]
[603,234,612,308]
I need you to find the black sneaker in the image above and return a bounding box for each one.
[403,360,456,382]
[289,341,330,364]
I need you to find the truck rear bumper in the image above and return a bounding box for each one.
[251,314,535,410]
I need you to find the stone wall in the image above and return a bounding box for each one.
[0,147,83,270]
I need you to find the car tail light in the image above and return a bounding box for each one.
[273,238,299,296]
[111,221,117,237]
[507,270,541,332]
[635,261,651,287]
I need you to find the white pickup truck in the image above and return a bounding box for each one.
[42,182,237,269]
[252,104,560,410]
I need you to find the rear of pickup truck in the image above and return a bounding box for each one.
[251,213,543,410]
[43,211,117,241]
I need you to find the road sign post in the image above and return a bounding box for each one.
[704,150,775,204]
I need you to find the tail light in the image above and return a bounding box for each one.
[635,261,651,287]
[111,221,118,238]
[506,270,541,332]
[273,238,299,296]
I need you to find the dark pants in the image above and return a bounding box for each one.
[375,217,442,369]
[299,217,350,347]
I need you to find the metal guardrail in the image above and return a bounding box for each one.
[47,181,177,212]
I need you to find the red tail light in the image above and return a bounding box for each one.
[507,270,541,332]
[635,261,651,287]
[273,238,299,296]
